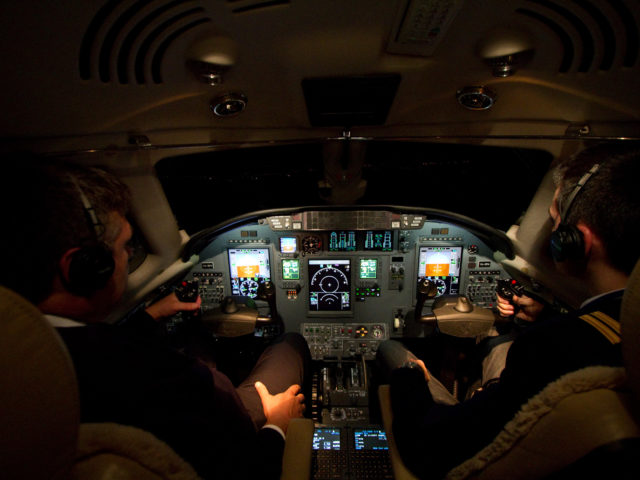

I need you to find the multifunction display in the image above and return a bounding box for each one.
[309,259,351,311]
[359,259,378,279]
[282,258,300,280]
[228,248,271,298]
[312,428,341,450]
[354,429,389,450]
[417,246,462,296]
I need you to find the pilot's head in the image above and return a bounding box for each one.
[1,157,132,318]
[549,142,640,276]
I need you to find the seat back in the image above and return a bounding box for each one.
[0,285,313,480]
[379,259,640,480]
[0,286,80,479]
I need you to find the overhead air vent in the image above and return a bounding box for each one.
[227,0,291,14]
[302,74,401,127]
[79,0,212,85]
[516,0,638,73]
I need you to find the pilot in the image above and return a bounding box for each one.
[378,142,640,478]
[0,157,310,479]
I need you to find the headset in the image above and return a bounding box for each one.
[549,163,600,262]
[66,176,115,296]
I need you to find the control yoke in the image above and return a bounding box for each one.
[256,280,279,324]
[414,278,439,326]
[202,280,280,337]
[415,278,496,337]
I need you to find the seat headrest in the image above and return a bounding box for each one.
[622,260,640,398]
[0,286,80,480]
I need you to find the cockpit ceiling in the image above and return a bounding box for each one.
[0,0,638,145]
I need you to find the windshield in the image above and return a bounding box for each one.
[156,141,552,234]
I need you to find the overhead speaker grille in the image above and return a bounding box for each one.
[79,0,212,85]
[516,0,638,73]
[226,0,291,14]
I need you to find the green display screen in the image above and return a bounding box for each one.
[282,258,300,280]
[360,259,377,279]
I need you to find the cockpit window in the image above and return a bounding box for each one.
[156,142,552,234]
[126,221,147,273]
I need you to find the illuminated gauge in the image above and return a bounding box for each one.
[468,244,479,254]
[302,235,321,254]
[239,278,259,297]
[311,266,349,292]
[434,278,447,296]
[371,325,384,338]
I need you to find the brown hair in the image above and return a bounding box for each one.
[554,142,640,275]
[1,155,131,303]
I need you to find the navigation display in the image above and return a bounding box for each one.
[308,259,351,311]
[417,246,462,296]
[228,248,271,298]
[354,429,389,451]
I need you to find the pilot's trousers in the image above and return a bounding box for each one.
[235,332,311,429]
[377,340,458,405]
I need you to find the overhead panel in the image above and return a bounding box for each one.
[386,0,464,56]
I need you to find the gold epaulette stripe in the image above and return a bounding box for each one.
[590,311,621,334]
[579,313,621,344]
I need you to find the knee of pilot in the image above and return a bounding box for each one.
[281,331,310,352]
[376,339,399,357]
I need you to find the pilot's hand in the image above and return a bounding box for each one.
[496,294,543,323]
[255,381,305,434]
[406,359,431,382]
[145,292,202,321]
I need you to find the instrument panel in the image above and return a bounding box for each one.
[184,209,510,359]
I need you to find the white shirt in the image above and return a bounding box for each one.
[580,288,625,309]
[45,314,85,328]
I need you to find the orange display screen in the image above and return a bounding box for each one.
[424,263,450,277]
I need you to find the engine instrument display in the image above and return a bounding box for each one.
[328,231,357,251]
[417,246,462,296]
[309,259,351,311]
[228,248,271,298]
[364,230,393,251]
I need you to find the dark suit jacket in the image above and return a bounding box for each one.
[390,291,624,479]
[57,312,284,479]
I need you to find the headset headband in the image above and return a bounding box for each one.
[560,163,601,219]
[68,175,104,239]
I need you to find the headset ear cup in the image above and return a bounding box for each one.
[550,225,585,262]
[67,245,115,296]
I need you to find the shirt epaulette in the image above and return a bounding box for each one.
[579,311,621,344]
